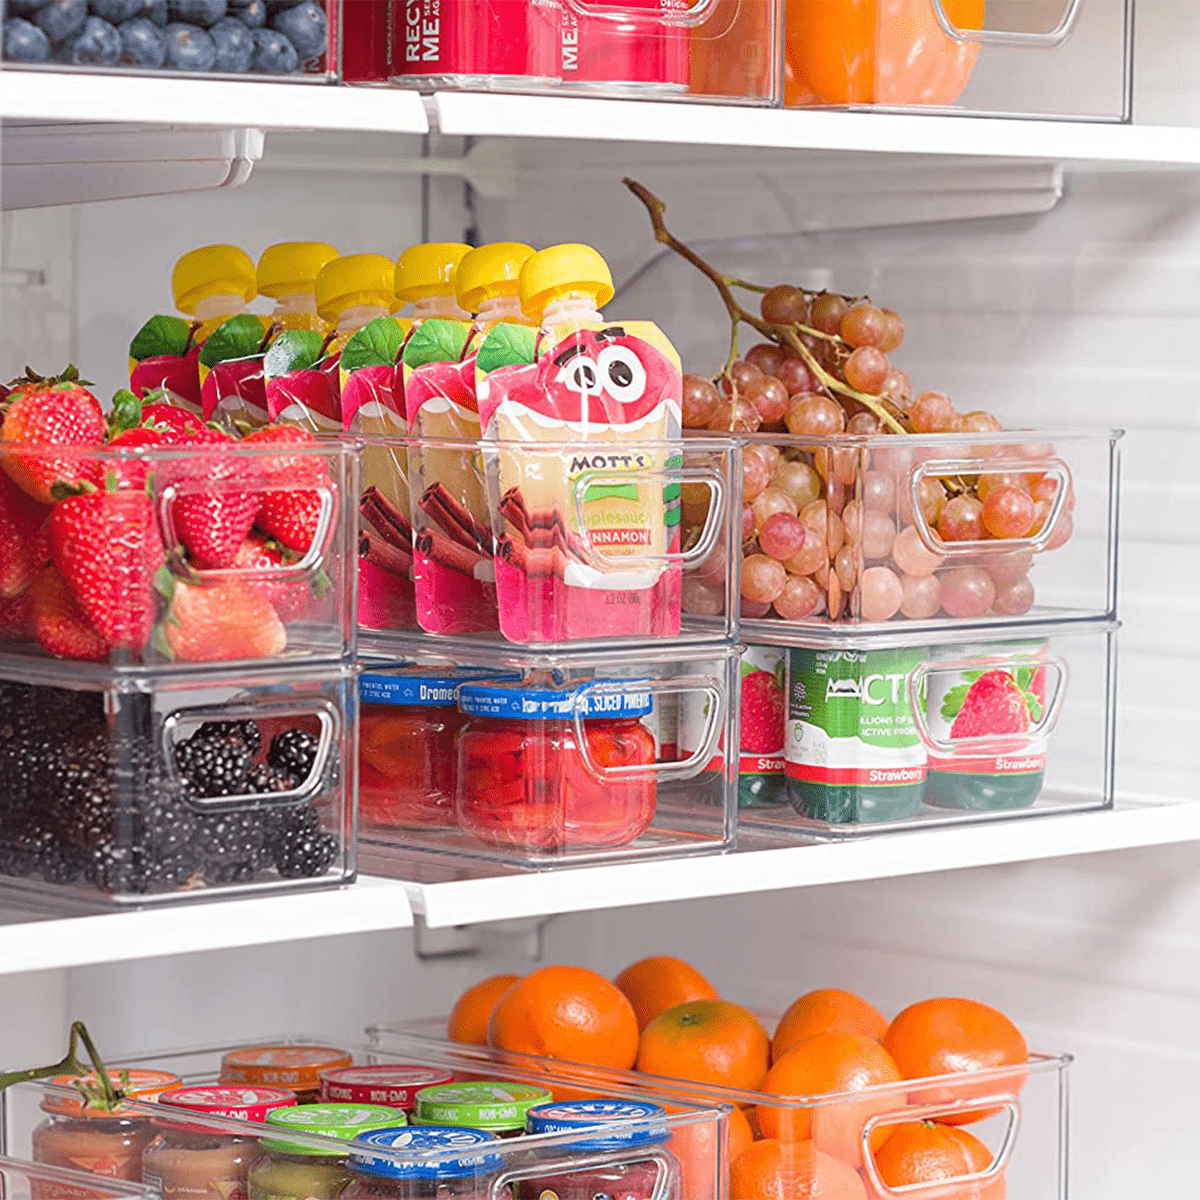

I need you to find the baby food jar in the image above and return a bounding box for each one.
[32,1069,181,1181]
[412,1083,550,1139]
[455,678,658,850]
[248,1104,401,1200]
[319,1067,454,1113]
[343,1127,501,1200]
[143,1086,297,1200]
[522,1100,676,1200]
[221,1046,352,1104]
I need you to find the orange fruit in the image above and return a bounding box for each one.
[730,1137,867,1200]
[868,1122,1006,1199]
[883,998,1028,1125]
[637,999,770,1091]
[773,989,888,1061]
[669,1102,755,1200]
[614,955,719,1032]
[446,974,520,1046]
[757,1033,904,1168]
[487,964,639,1071]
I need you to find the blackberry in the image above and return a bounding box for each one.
[271,803,336,878]
[267,729,319,785]
[247,764,293,795]
[0,821,58,878]
[196,809,266,879]
[175,734,252,798]
[48,726,118,849]
[194,719,262,757]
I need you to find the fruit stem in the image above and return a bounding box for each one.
[0,1021,123,1111]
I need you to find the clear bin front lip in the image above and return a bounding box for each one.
[692,427,1124,448]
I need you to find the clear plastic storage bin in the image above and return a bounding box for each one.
[0,1154,163,1200]
[784,0,1131,120]
[0,660,356,907]
[1,0,338,81]
[736,621,1116,838]
[0,438,358,669]
[356,641,738,869]
[360,435,738,651]
[370,1022,1070,1200]
[693,427,1119,638]
[386,0,780,104]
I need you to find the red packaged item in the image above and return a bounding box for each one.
[559,0,689,93]
[318,1067,454,1111]
[455,676,658,851]
[158,1086,298,1124]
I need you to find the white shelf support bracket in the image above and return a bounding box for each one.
[413,913,550,961]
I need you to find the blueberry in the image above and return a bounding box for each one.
[88,0,140,20]
[141,0,165,22]
[33,0,85,42]
[4,0,41,16]
[3,15,50,58]
[226,0,262,26]
[268,0,318,57]
[117,13,162,62]
[249,24,293,71]
[63,12,118,58]
[166,0,222,23]
[208,12,248,68]
[162,19,213,66]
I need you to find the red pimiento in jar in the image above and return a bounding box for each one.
[358,669,515,829]
[521,1099,678,1200]
[455,677,658,850]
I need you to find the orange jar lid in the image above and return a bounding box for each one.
[220,1045,352,1093]
[43,1069,181,1117]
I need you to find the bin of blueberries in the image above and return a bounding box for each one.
[2,0,335,78]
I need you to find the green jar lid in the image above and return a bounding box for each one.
[261,1103,405,1155]
[413,1082,551,1132]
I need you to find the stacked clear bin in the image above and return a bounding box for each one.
[0,1040,728,1200]
[355,434,741,869]
[783,0,1132,120]
[689,427,1122,839]
[0,1155,162,1200]
[0,438,359,907]
[371,1019,1071,1199]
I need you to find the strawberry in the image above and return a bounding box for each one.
[50,482,164,650]
[159,578,286,662]
[0,470,48,598]
[740,666,785,753]
[244,425,332,556]
[0,367,106,504]
[949,670,1033,739]
[162,428,261,569]
[104,425,176,490]
[0,590,34,642]
[29,566,108,662]
[232,533,314,623]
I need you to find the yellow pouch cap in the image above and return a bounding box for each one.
[315,253,396,322]
[172,244,256,315]
[258,242,340,299]
[518,244,614,321]
[394,242,472,304]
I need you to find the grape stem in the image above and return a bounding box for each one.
[0,1021,122,1109]
[623,178,908,435]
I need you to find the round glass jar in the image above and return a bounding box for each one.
[412,1083,550,1140]
[221,1045,352,1104]
[248,1104,403,1200]
[343,1126,501,1200]
[455,678,658,850]
[32,1069,181,1182]
[521,1099,675,1200]
[318,1067,454,1113]
[143,1085,297,1200]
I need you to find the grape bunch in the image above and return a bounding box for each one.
[681,284,1075,624]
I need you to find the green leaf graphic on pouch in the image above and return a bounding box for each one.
[130,314,191,362]
[476,322,537,374]
[402,318,470,369]
[198,314,269,368]
[340,317,406,373]
[264,329,326,377]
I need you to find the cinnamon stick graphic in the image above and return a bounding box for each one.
[416,529,487,578]
[361,487,412,550]
[420,482,493,555]
[359,530,412,577]
[498,534,562,580]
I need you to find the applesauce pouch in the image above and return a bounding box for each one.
[197,312,276,431]
[477,318,684,644]
[263,328,342,433]
[129,315,203,414]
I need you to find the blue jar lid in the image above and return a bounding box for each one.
[359,668,518,708]
[457,678,653,721]
[526,1100,670,1152]
[349,1126,502,1180]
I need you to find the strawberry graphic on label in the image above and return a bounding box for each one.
[944,667,1044,739]
[741,660,785,754]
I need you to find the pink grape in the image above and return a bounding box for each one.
[759,512,808,561]
[982,486,1036,539]
[786,538,827,576]
[940,566,996,618]
[682,577,724,616]
[916,477,946,524]
[748,442,782,476]
[761,286,809,325]
[741,596,772,619]
[746,342,786,377]
[848,412,882,435]
[835,545,856,591]
[827,566,843,619]
[720,359,763,397]
[801,501,845,555]
[862,470,896,511]
[900,572,942,619]
[742,505,755,541]
[891,524,943,577]
[880,367,911,406]
[753,486,798,529]
[844,347,888,393]
[879,309,905,352]
[786,394,846,437]
[938,495,984,542]
[1045,508,1074,551]
[994,576,1035,615]
[682,374,720,429]
[815,446,857,487]
[842,499,864,545]
[841,304,886,349]
[860,565,903,621]
[773,574,822,620]
[810,292,850,334]
[773,459,822,508]
[863,511,897,559]
[909,391,957,434]
[985,549,1034,585]
[976,471,1029,502]
[741,554,787,604]
[746,375,789,425]
[777,358,815,393]
[958,410,1002,434]
[872,442,915,476]
[743,453,771,504]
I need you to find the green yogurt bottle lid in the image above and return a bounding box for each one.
[262,1103,405,1155]
[413,1083,551,1132]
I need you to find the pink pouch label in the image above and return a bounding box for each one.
[129,313,203,414]
[263,328,343,432]
[197,313,274,430]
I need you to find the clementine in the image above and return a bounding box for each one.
[868,1121,1006,1200]
[757,1032,904,1168]
[730,1137,867,1200]
[669,1102,755,1200]
[883,998,1028,1125]
[614,955,719,1032]
[446,973,520,1046]
[637,999,770,1091]
[773,989,888,1060]
[486,964,639,1070]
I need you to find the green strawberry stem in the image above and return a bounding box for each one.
[0,1021,123,1110]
